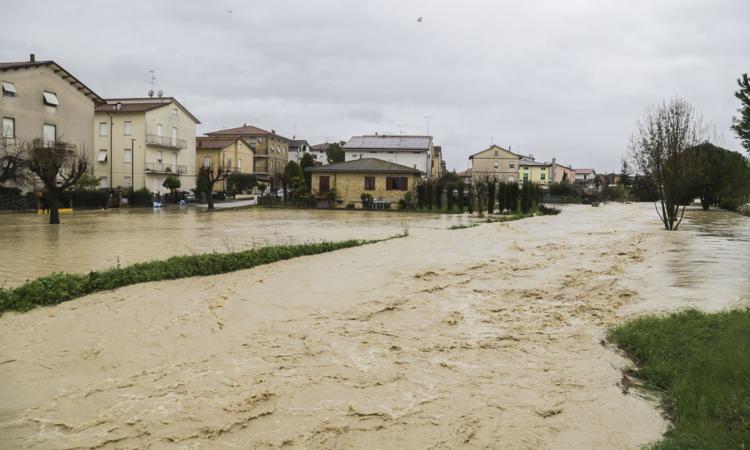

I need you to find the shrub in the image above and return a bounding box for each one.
[345,202,355,209]
[538,204,561,215]
[360,192,374,209]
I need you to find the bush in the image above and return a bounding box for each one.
[360,192,374,209]
[345,202,355,209]
[0,239,389,314]
[538,204,561,215]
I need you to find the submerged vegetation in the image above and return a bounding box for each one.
[0,238,400,314]
[609,309,750,449]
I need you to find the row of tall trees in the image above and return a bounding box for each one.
[415,174,541,215]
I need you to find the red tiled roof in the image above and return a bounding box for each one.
[206,124,290,141]
[196,137,241,150]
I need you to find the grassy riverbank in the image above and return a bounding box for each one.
[0,237,399,314]
[609,309,750,449]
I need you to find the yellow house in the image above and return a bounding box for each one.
[93,97,200,192]
[204,124,289,187]
[469,145,521,183]
[305,158,421,208]
[195,137,255,192]
[519,157,551,185]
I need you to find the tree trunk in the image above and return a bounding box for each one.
[48,188,60,225]
[700,195,710,210]
[207,180,215,210]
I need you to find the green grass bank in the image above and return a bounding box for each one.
[608,309,750,449]
[0,238,398,314]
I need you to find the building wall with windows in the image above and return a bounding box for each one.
[1,64,96,161]
[93,98,199,193]
[519,162,550,185]
[469,145,520,183]
[310,172,419,208]
[195,138,255,192]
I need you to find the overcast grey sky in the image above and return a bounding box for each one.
[2,0,748,171]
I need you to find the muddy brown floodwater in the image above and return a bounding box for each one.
[0,204,748,449]
[0,208,473,287]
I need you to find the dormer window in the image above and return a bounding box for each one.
[2,81,16,97]
[43,91,59,106]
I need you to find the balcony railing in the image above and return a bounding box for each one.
[145,162,187,174]
[31,139,76,152]
[145,134,187,149]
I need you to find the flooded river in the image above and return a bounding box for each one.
[0,207,472,287]
[1,203,749,449]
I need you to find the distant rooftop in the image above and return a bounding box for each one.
[343,135,432,151]
[196,136,249,150]
[97,97,200,123]
[205,124,290,141]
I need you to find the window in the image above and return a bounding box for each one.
[2,81,16,97]
[523,173,529,181]
[124,121,132,136]
[238,158,242,170]
[494,161,499,169]
[124,148,132,163]
[99,122,108,136]
[509,161,515,169]
[2,117,14,138]
[319,176,330,193]
[364,176,376,190]
[123,176,132,188]
[156,150,163,163]
[203,156,211,168]
[227,157,232,168]
[43,124,56,144]
[99,176,109,188]
[98,149,108,163]
[386,177,408,191]
[171,127,177,146]
[541,173,546,181]
[43,91,59,106]
[508,176,515,183]
[494,150,499,156]
[156,123,163,137]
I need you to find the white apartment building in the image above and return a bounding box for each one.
[343,135,433,178]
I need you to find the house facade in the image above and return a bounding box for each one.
[205,124,289,186]
[574,168,597,190]
[519,157,551,185]
[343,135,433,178]
[93,97,199,192]
[1,55,102,191]
[309,143,330,165]
[195,137,255,192]
[305,158,421,208]
[550,158,576,183]
[469,145,520,183]
[288,139,310,164]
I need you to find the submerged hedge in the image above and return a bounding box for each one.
[0,239,386,314]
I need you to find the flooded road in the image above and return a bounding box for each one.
[0,207,472,287]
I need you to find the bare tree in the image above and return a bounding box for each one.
[0,138,27,186]
[198,164,231,210]
[630,99,707,230]
[24,139,89,224]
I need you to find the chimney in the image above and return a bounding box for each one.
[271,129,276,134]
[29,53,36,62]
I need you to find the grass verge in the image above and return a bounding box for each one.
[0,237,400,314]
[608,309,750,449]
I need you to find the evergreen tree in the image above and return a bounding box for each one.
[732,73,750,154]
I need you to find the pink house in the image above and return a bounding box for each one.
[550,158,576,183]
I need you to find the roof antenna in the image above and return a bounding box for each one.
[148,70,157,97]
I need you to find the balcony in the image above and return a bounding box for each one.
[30,139,76,152]
[145,134,187,150]
[145,162,187,175]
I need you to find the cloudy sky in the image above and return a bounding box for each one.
[2,0,748,171]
